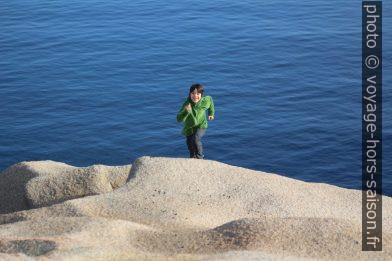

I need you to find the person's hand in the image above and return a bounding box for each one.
[208,115,214,121]
[185,103,192,113]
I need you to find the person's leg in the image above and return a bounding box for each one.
[194,128,206,159]
[186,134,196,158]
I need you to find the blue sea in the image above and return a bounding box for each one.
[1,1,391,195]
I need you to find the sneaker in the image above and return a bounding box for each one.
[195,154,204,159]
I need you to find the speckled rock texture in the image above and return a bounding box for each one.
[0,156,390,260]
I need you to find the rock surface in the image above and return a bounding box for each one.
[0,160,131,213]
[0,156,390,260]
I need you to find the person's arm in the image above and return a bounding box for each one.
[177,102,190,123]
[208,96,215,120]
[177,102,197,125]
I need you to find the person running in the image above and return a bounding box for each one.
[176,83,215,159]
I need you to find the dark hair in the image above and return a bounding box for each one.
[188,83,204,99]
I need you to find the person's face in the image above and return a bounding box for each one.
[190,89,202,103]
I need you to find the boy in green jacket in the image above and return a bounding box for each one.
[177,83,214,159]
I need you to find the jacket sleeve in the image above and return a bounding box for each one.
[177,103,190,123]
[177,101,197,125]
[208,96,215,116]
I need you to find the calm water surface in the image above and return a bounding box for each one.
[1,0,391,195]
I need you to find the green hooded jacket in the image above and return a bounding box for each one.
[176,95,215,136]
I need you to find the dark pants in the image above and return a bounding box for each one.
[186,128,206,159]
